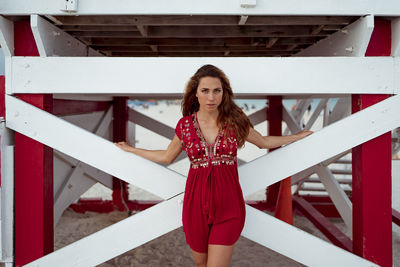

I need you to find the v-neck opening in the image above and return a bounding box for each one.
[194,112,220,147]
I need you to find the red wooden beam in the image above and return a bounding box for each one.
[293,196,353,252]
[351,18,392,267]
[14,20,54,267]
[112,97,130,211]
[393,209,400,226]
[53,99,111,116]
[266,96,282,207]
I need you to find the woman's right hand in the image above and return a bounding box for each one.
[114,141,134,153]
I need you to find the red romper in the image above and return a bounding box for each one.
[174,112,246,253]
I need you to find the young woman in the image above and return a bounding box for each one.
[115,64,312,267]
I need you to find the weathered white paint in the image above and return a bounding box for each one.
[304,98,328,130]
[314,164,352,233]
[0,123,14,263]
[25,194,184,267]
[328,97,351,125]
[392,18,400,56]
[7,57,399,95]
[240,94,400,196]
[0,16,13,57]
[1,0,400,16]
[242,205,378,267]
[5,95,187,199]
[295,15,374,57]
[30,14,95,57]
[54,107,113,225]
[54,151,113,189]
[291,151,350,185]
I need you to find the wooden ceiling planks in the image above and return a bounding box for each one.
[46,15,361,56]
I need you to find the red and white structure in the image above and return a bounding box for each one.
[0,1,399,266]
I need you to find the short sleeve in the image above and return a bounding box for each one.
[174,117,183,141]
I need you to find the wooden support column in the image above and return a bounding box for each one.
[13,21,54,266]
[351,18,392,267]
[112,97,129,211]
[266,96,282,207]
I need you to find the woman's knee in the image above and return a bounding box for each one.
[191,249,207,267]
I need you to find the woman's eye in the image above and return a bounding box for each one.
[202,89,209,93]
[214,89,222,93]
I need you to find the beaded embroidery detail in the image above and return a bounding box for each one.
[188,113,237,169]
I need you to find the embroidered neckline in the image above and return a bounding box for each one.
[193,112,221,147]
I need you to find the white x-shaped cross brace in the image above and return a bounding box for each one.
[7,94,397,267]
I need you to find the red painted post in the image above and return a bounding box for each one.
[13,21,54,266]
[266,96,282,207]
[352,18,392,267]
[112,97,130,211]
[266,96,293,224]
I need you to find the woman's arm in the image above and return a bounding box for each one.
[246,127,313,149]
[114,134,182,164]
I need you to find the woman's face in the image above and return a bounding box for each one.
[196,76,223,112]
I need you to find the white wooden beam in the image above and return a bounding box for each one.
[0,16,14,56]
[291,150,350,185]
[314,164,352,233]
[54,107,113,225]
[392,18,400,56]
[304,98,328,130]
[7,57,399,95]
[242,205,377,267]
[247,106,267,125]
[328,97,351,125]
[30,14,102,57]
[129,108,174,140]
[1,0,400,16]
[54,151,113,189]
[30,14,86,57]
[239,94,400,196]
[5,95,186,199]
[295,15,374,56]
[25,194,184,267]
[0,123,14,264]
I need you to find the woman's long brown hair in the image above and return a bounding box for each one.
[181,64,253,148]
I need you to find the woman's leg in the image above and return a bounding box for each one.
[191,249,208,267]
[206,244,235,267]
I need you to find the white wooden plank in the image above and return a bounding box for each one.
[30,14,93,57]
[5,95,186,199]
[0,123,14,263]
[54,151,113,189]
[328,97,351,125]
[0,16,13,57]
[54,107,114,225]
[8,57,398,95]
[54,108,113,197]
[25,194,184,267]
[239,94,400,196]
[54,163,96,226]
[1,0,400,15]
[242,205,378,267]
[247,107,267,125]
[282,106,302,133]
[129,108,175,140]
[304,98,328,130]
[291,151,350,185]
[295,15,374,57]
[392,18,400,56]
[314,164,352,233]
